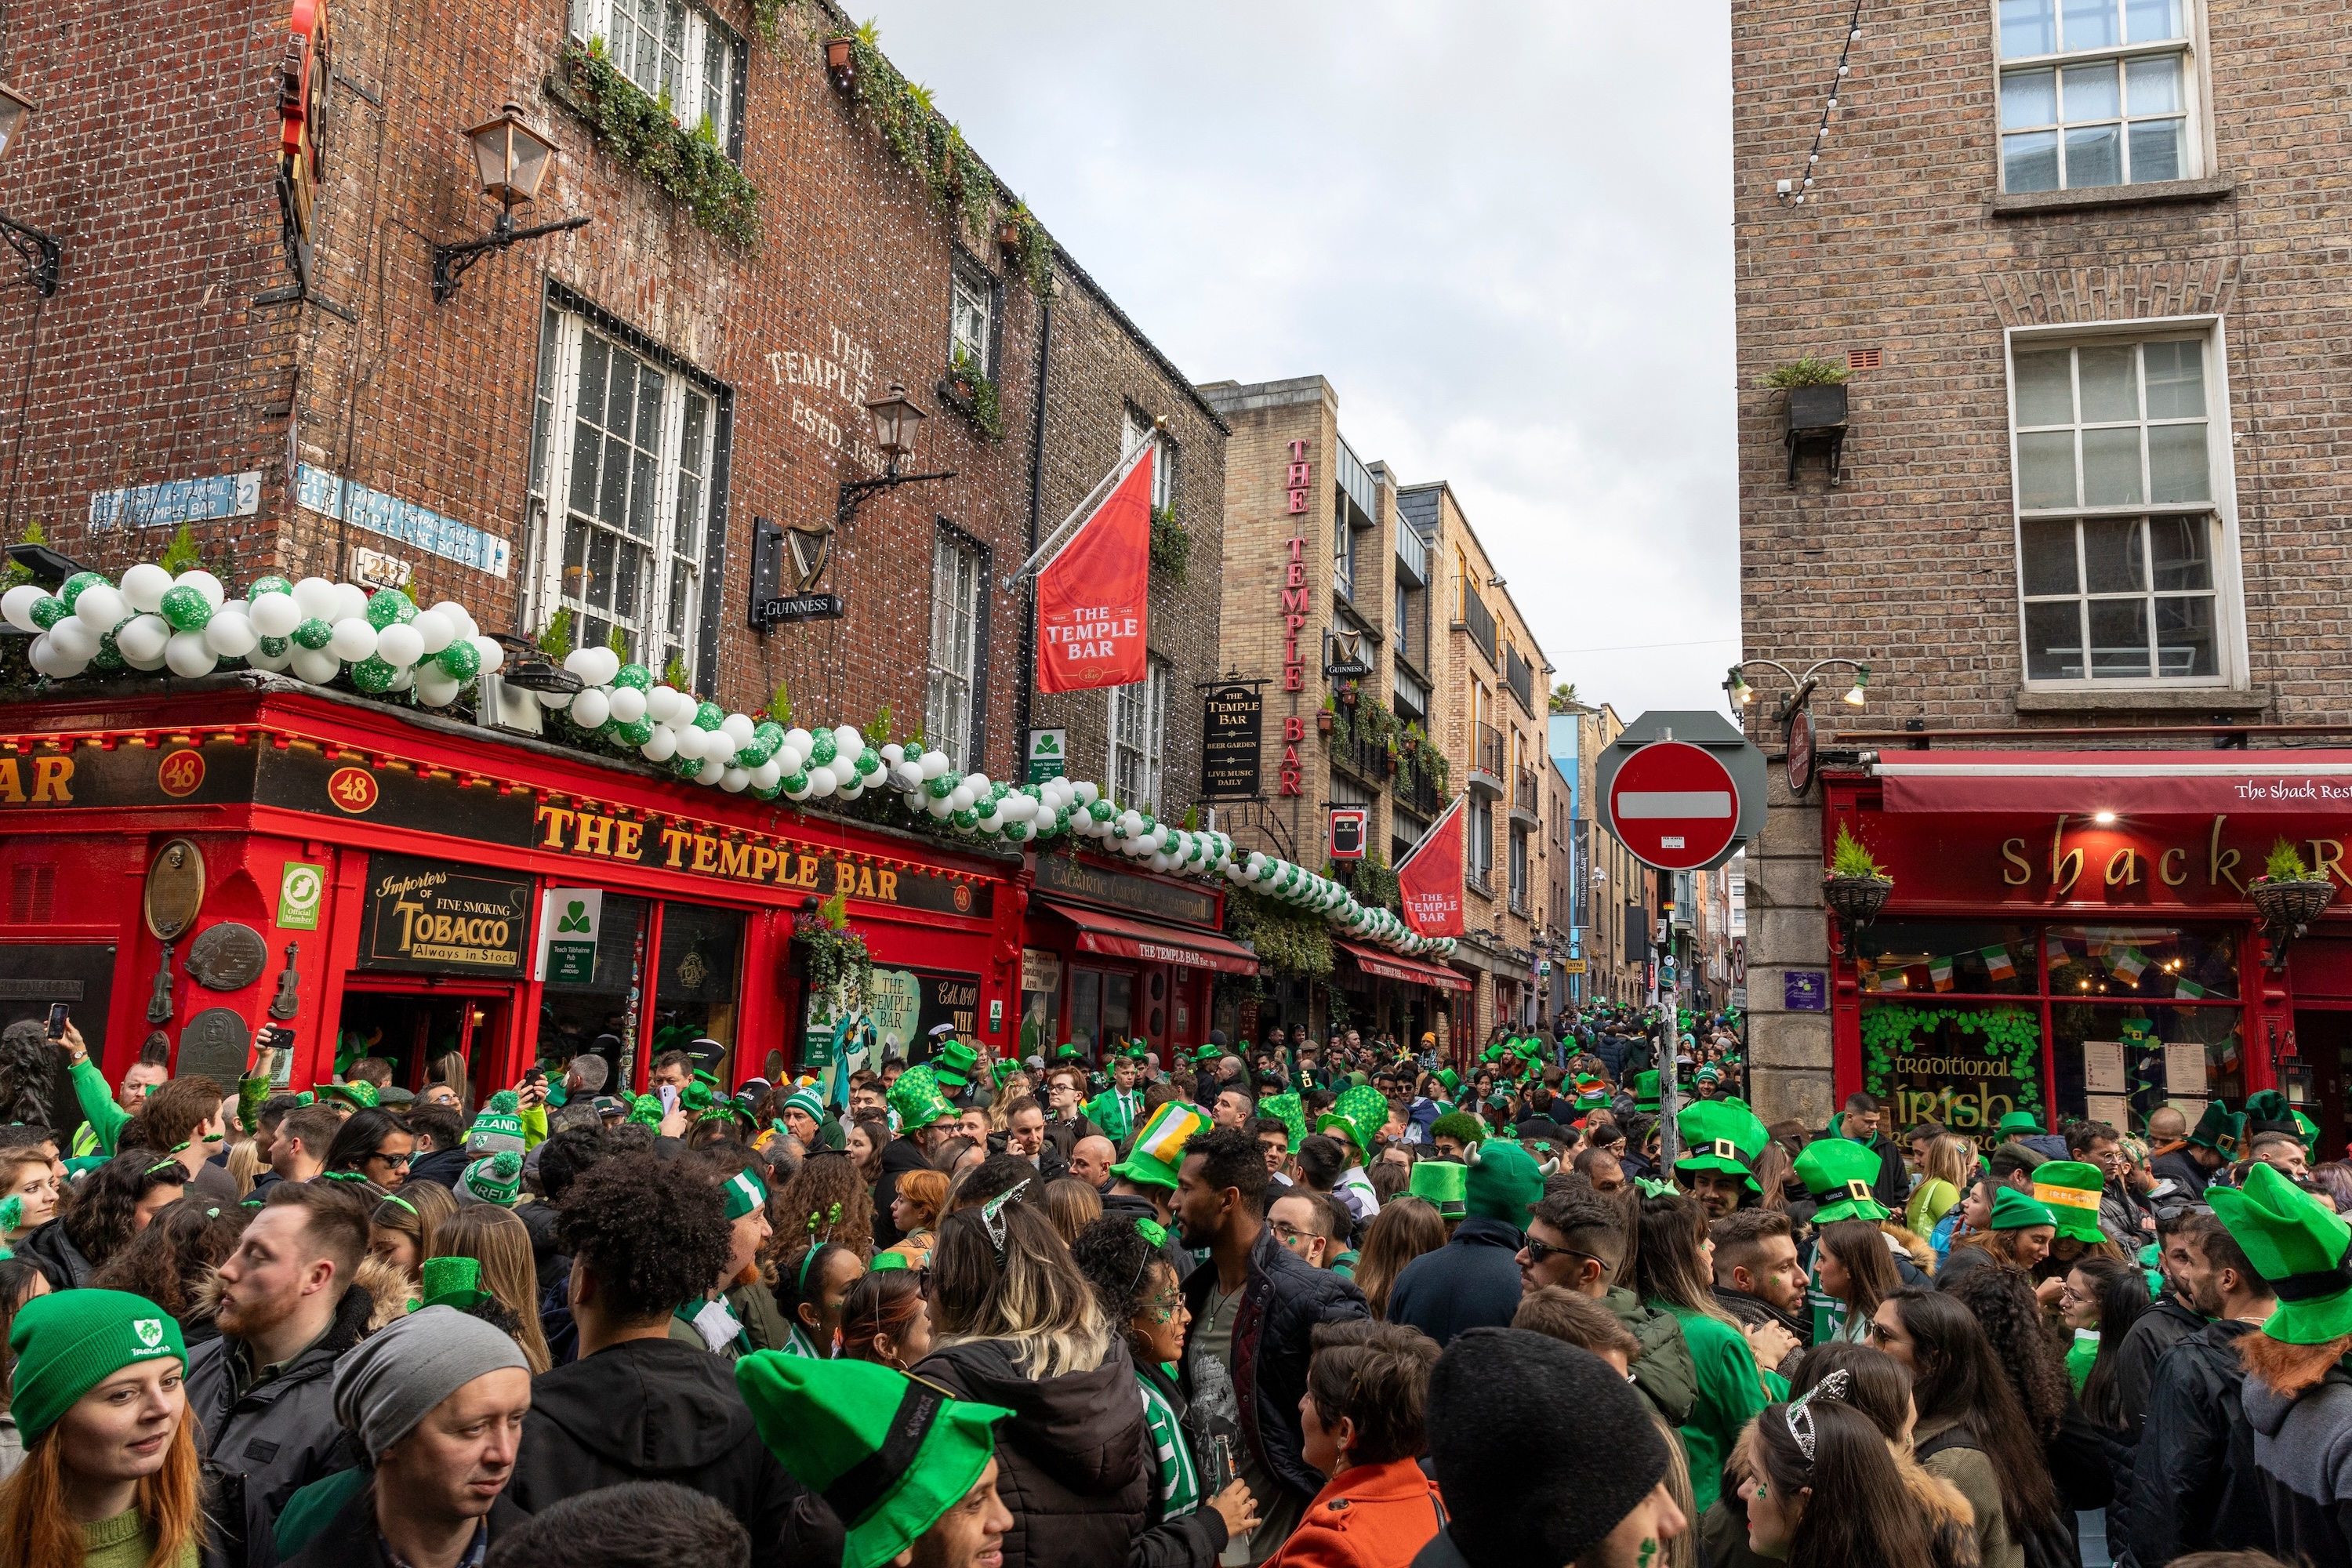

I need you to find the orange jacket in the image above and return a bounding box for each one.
[1266,1459,1447,1568]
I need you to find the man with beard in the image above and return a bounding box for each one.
[1708,1208,1809,1374]
[1673,1099,1765,1221]
[873,1066,960,1249]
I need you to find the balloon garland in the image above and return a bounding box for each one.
[2,564,1455,960]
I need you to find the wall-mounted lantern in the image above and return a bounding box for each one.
[430,103,590,303]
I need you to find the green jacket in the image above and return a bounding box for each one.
[1605,1287,1697,1429]
[69,1058,130,1158]
[1663,1302,1786,1513]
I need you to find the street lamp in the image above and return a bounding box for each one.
[0,82,60,297]
[1725,658,1871,724]
[837,382,956,528]
[431,102,591,303]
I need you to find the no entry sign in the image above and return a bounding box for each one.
[1608,739,1741,872]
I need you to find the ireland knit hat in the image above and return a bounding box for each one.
[456,1150,522,1207]
[2210,1160,2352,1345]
[1316,1083,1388,1158]
[1408,1158,1468,1219]
[2031,1160,2110,1244]
[737,1354,1011,1568]
[1464,1139,1543,1224]
[1795,1139,1891,1224]
[780,1087,827,1127]
[1990,1185,2059,1232]
[9,1288,188,1440]
[886,1065,957,1131]
[1110,1101,1212,1191]
[1426,1327,1668,1568]
[467,1091,526,1156]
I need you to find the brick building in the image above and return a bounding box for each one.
[1735,0,2352,1144]
[1549,701,1658,1014]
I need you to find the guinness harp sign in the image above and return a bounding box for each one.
[750,516,846,626]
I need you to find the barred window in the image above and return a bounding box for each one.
[927,528,985,768]
[1109,657,1169,813]
[571,0,742,154]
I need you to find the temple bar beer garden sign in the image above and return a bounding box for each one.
[1201,685,1264,800]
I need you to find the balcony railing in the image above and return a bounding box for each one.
[1334,724,1388,788]
[1467,867,1496,897]
[1506,645,1535,713]
[1396,520,1428,586]
[1513,764,1540,818]
[1396,766,1441,818]
[1475,723,1504,779]
[1454,579,1497,666]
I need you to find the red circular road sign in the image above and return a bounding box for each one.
[1607,739,1740,872]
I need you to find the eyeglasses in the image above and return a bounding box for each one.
[1270,1221,1317,1245]
[1520,1238,1605,1271]
[368,1150,412,1167]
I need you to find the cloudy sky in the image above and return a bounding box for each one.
[864,0,1739,718]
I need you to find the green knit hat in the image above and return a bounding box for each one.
[1632,1070,1661,1113]
[1110,1101,1212,1191]
[780,1087,826,1126]
[1674,1101,1764,1192]
[9,1288,187,1440]
[1795,1139,1890,1223]
[420,1255,489,1312]
[1465,1140,1542,1224]
[2187,1101,2245,1155]
[467,1091,526,1156]
[723,1167,769,1221]
[1316,1084,1388,1158]
[2031,1160,2109,1244]
[1990,1185,2058,1231]
[1408,1159,1467,1219]
[456,1150,522,1207]
[2210,1160,2352,1345]
[321,1080,379,1112]
[887,1065,957,1131]
[736,1354,1011,1568]
[1997,1110,2043,1138]
[1261,1091,1308,1153]
[933,1040,979,1090]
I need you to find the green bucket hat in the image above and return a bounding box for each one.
[321,1080,379,1112]
[1465,1140,1543,1224]
[933,1040,979,1090]
[2031,1160,2109,1244]
[1632,1070,1661,1113]
[2187,1101,2245,1156]
[1673,1100,1764,1193]
[1261,1091,1308,1153]
[1316,1083,1388,1159]
[1997,1110,2044,1138]
[1990,1185,2059,1231]
[887,1065,958,1131]
[9,1288,189,1442]
[420,1255,490,1312]
[1407,1158,1468,1219]
[2210,1160,2352,1345]
[1110,1101,1211,1191]
[1794,1139,1889,1223]
[736,1354,1011,1568]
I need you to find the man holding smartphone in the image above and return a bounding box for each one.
[56,1017,165,1161]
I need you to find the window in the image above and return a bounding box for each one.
[1997,0,2194,192]
[1508,826,1530,912]
[1333,492,1354,602]
[950,268,993,378]
[571,0,742,155]
[927,528,985,768]
[2009,331,2233,683]
[1109,656,1169,812]
[528,303,721,682]
[1121,410,1174,514]
[1467,797,1494,894]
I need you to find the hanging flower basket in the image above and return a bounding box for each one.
[1316,709,1335,735]
[2251,877,2336,931]
[997,217,1024,252]
[823,35,856,88]
[1823,874,1893,930]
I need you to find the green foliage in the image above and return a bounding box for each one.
[156,524,206,576]
[1549,681,1580,713]
[862,704,893,747]
[1181,804,1199,831]
[538,608,576,660]
[1000,203,1053,297]
[1346,848,1400,913]
[564,40,761,246]
[2263,837,2313,882]
[1354,697,1398,753]
[1860,1004,2044,1119]
[796,895,873,1011]
[606,622,628,656]
[1148,504,1189,583]
[1,519,46,588]
[767,681,793,727]
[1828,821,1889,880]
[662,653,690,690]
[1762,356,1850,388]
[1228,887,1334,979]
[946,347,1004,440]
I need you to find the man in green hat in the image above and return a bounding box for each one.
[1674,1100,1766,1221]
[1315,1083,1387,1225]
[1388,1142,1542,1347]
[874,1065,960,1250]
[2029,1160,2111,1247]
[2154,1101,2242,1199]
[1428,1110,1484,1160]
[931,1038,982,1101]
[737,1355,1011,1568]
[1406,1157,1468,1221]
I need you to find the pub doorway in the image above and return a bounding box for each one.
[336,981,515,1106]
[2294,1007,2352,1164]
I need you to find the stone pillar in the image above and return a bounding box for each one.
[1747,770,1833,1130]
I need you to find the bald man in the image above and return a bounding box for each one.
[1069,1135,1116,1191]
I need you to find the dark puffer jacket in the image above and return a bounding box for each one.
[1181,1224,1371,1512]
[871,1134,935,1248]
[2118,1316,2272,1566]
[914,1336,1150,1568]
[2111,1293,2206,1440]
[17,1217,94,1291]
[1385,1218,1526,1348]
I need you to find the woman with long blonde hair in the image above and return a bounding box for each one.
[426,1206,553,1374]
[0,1290,206,1568]
[1908,1134,1977,1254]
[366,1182,457,1291]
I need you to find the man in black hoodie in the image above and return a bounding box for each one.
[2112,1207,2218,1442]
[507,1150,804,1567]
[872,1065,959,1249]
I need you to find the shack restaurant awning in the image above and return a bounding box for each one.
[1038,900,1260,975]
[1338,939,1473,993]
[1873,751,2352,815]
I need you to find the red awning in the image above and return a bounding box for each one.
[1874,751,2352,815]
[1038,900,1260,975]
[1338,939,1475,993]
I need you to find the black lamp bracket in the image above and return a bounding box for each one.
[431,209,591,304]
[0,213,59,297]
[837,459,956,528]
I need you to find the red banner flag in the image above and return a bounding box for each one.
[1036,447,1153,694]
[1396,797,1465,938]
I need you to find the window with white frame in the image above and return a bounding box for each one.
[950,269,993,378]
[1998,0,2195,193]
[571,0,742,154]
[1121,409,1174,514]
[1467,797,1495,891]
[528,304,718,682]
[927,528,985,768]
[2010,330,2232,682]
[1109,656,1170,812]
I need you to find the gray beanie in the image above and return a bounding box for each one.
[332,1305,528,1460]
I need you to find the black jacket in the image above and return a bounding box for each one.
[1103,1191,1195,1280]
[506,1338,804,1567]
[18,1217,93,1291]
[1181,1223,1370,1512]
[2118,1316,2270,1566]
[1712,1286,1810,1371]
[2241,1349,2352,1568]
[515,1196,564,1297]
[1385,1218,1526,1348]
[279,1473,529,1568]
[2112,1294,2206,1441]
[406,1145,474,1190]
[871,1134,935,1249]
[916,1337,1150,1568]
[2150,1148,2216,1199]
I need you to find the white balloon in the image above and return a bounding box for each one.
[416,670,461,707]
[807,766,837,797]
[119,564,174,613]
[472,636,504,675]
[720,766,751,793]
[948,786,975,812]
[330,583,369,623]
[639,727,679,762]
[978,811,1003,833]
[328,618,378,661]
[204,615,258,658]
[118,615,172,668]
[248,593,301,638]
[645,686,684,724]
[920,749,951,780]
[569,688,611,729]
[175,570,225,608]
[1073,781,1099,806]
[291,576,339,619]
[1,584,45,633]
[720,713,755,746]
[751,759,782,790]
[695,756,726,786]
[926,795,954,818]
[583,648,620,688]
[73,584,125,631]
[702,731,737,766]
[671,724,706,760]
[23,632,56,676]
[832,724,863,758]
[246,641,293,673]
[880,743,905,767]
[837,775,863,801]
[428,601,472,637]
[289,646,341,685]
[535,689,572,710]
[784,775,813,802]
[375,622,424,667]
[967,774,992,797]
[388,666,414,692]
[775,744,804,777]
[47,618,97,662]
[607,686,647,724]
[783,728,814,756]
[562,648,599,678]
[412,611,456,655]
[891,763,923,792]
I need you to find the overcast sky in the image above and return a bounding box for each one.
[864,0,1739,719]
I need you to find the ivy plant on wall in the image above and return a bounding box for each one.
[1149,505,1190,583]
[1228,887,1334,979]
[561,40,762,246]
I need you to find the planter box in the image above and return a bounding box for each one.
[1787,383,1849,432]
[1823,874,1893,930]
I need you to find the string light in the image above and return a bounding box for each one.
[1777,2,1865,207]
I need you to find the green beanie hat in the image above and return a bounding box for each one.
[1990,1185,2059,1231]
[1429,1111,1486,1149]
[467,1091,526,1156]
[1407,1158,1468,1219]
[2210,1160,2352,1345]
[9,1288,188,1441]
[736,1354,1011,1568]
[780,1087,826,1126]
[420,1255,490,1311]
[2030,1160,2109,1244]
[1795,1139,1891,1223]
[456,1150,522,1207]
[1465,1140,1543,1224]
[723,1167,769,1221]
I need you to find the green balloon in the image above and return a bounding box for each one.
[855,750,881,776]
[435,639,481,681]
[365,590,416,629]
[57,572,103,608]
[349,656,399,693]
[693,702,723,731]
[808,732,837,767]
[27,595,66,630]
[292,617,336,650]
[735,740,773,769]
[752,782,782,802]
[248,576,294,601]
[952,808,978,830]
[782,771,810,794]
[615,717,656,746]
[256,634,290,657]
[614,663,652,691]
[925,775,953,799]
[1000,819,1030,843]
[158,584,212,633]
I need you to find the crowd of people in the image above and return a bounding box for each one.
[0,1003,2341,1568]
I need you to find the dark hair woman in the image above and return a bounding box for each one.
[1813,1220,1903,1348]
[772,1240,864,1360]
[1737,1396,1936,1566]
[85,1196,246,1348]
[1353,1196,1446,1322]
[1940,1265,2114,1559]
[2061,1254,2150,1428]
[1635,1189,1773,1517]
[836,1269,931,1370]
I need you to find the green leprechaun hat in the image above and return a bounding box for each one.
[1794,1139,1889,1223]
[1674,1100,1765,1193]
[2031,1160,2110,1245]
[932,1040,980,1090]
[1989,1186,2058,1231]
[419,1255,491,1312]
[736,1354,1011,1568]
[1407,1158,1468,1220]
[2243,1091,2299,1140]
[1261,1091,1309,1154]
[1997,1110,2044,1139]
[1110,1100,1212,1191]
[886,1065,958,1131]
[1316,1083,1389,1160]
[2210,1160,2352,1345]
[2187,1100,2245,1156]
[1632,1070,1661,1113]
